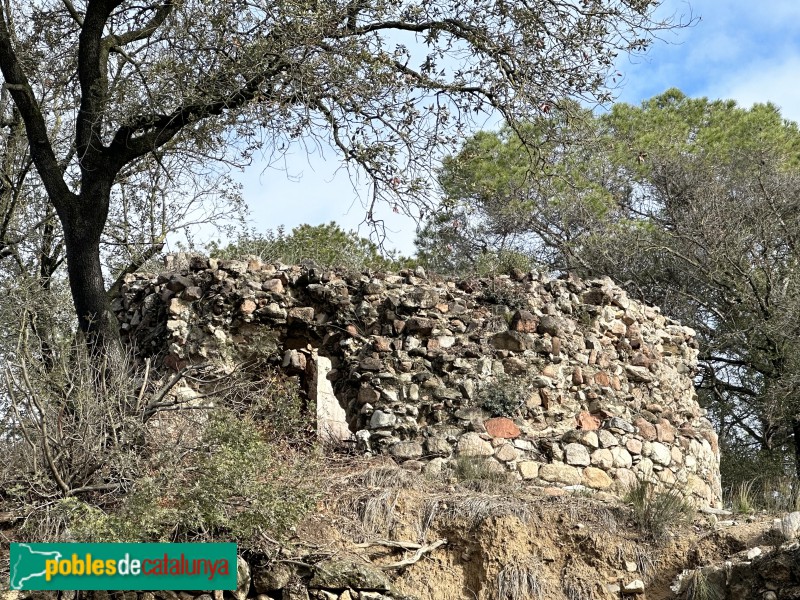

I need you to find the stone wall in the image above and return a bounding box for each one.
[114,254,721,507]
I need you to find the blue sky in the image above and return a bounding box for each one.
[228,0,800,255]
[616,0,800,116]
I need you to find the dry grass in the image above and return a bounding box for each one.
[441,495,533,530]
[418,498,441,542]
[497,558,546,599]
[596,506,621,536]
[348,465,420,490]
[333,464,424,541]
[451,456,515,492]
[332,464,538,543]
[616,540,659,583]
[632,543,659,582]
[728,479,756,514]
[562,575,593,600]
[724,476,800,515]
[755,477,800,513]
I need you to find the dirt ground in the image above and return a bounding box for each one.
[290,458,784,600]
[0,457,786,600]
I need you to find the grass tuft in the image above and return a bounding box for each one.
[729,479,756,514]
[498,559,546,599]
[443,495,532,530]
[625,476,694,542]
[682,568,724,600]
[452,456,514,492]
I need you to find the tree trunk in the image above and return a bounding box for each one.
[63,228,120,354]
[57,178,120,358]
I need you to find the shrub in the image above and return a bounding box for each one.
[1,339,320,549]
[1,342,151,506]
[474,250,536,278]
[171,409,318,543]
[225,363,315,444]
[481,278,530,310]
[44,410,317,546]
[479,375,525,417]
[209,222,414,272]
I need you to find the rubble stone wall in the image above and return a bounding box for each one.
[114,254,721,507]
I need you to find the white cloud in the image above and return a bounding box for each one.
[702,55,800,123]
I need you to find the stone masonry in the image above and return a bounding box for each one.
[113,254,722,507]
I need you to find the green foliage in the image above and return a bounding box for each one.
[220,365,315,444]
[625,476,693,542]
[210,222,413,272]
[475,251,536,278]
[4,0,680,350]
[605,88,800,176]
[49,489,176,544]
[176,409,317,542]
[2,335,319,549]
[728,480,756,515]
[479,375,526,417]
[719,442,786,501]
[481,278,531,310]
[426,88,800,477]
[44,409,318,546]
[416,104,615,274]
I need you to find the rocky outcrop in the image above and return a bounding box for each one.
[673,537,800,599]
[114,254,721,507]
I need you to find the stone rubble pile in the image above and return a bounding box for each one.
[114,254,721,507]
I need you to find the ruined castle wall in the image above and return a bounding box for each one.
[114,255,721,507]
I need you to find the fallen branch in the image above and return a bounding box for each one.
[353,539,429,551]
[369,539,447,570]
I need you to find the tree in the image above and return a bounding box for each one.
[425,89,800,479]
[586,90,800,479]
[417,104,615,273]
[0,0,679,355]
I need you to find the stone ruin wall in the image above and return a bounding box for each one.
[114,254,722,508]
